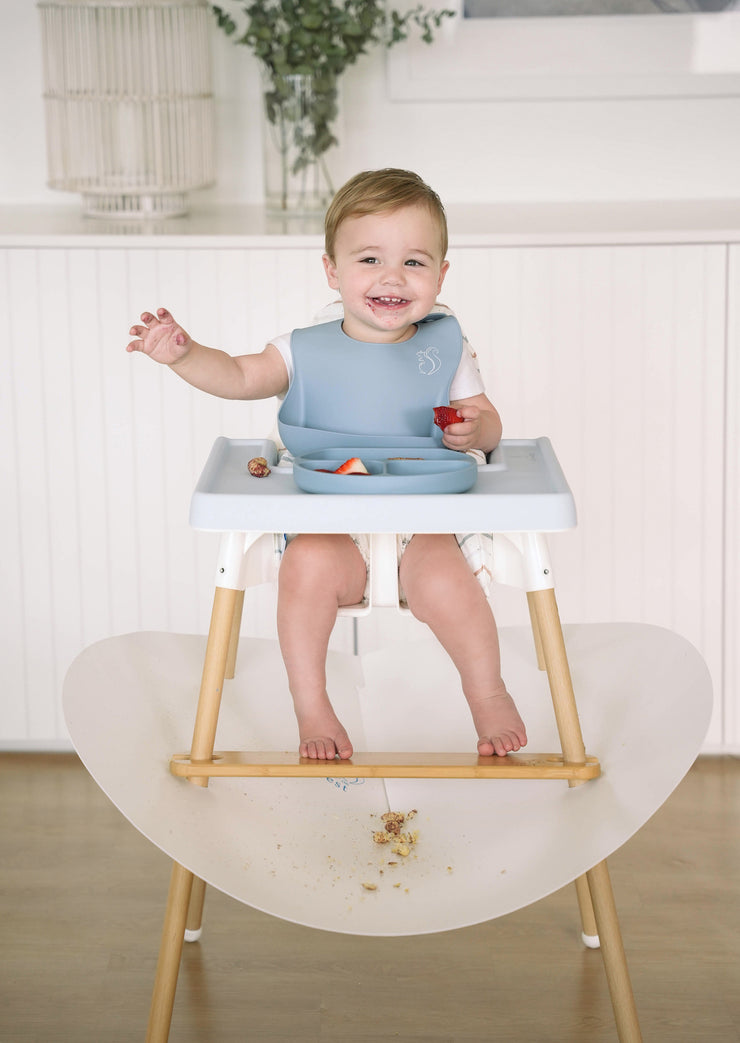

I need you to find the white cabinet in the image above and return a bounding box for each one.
[367,243,729,750]
[0,207,736,750]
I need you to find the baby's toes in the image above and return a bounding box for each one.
[300,737,334,760]
[477,736,496,757]
[478,734,518,758]
[300,738,319,759]
[335,737,354,760]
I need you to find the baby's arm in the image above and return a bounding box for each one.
[444,393,502,455]
[127,307,289,400]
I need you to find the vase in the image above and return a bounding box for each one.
[261,72,337,215]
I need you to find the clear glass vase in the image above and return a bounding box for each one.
[261,72,337,215]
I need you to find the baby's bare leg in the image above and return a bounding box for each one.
[277,534,367,760]
[399,534,527,757]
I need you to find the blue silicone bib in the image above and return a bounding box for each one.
[278,314,463,456]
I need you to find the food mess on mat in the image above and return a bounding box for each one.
[316,457,370,476]
[433,406,462,430]
[359,811,420,893]
[247,456,271,477]
[370,810,419,861]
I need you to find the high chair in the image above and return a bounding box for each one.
[63,436,712,1043]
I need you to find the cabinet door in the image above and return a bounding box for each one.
[444,244,727,750]
[0,244,338,745]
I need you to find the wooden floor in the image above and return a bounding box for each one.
[1,754,739,1043]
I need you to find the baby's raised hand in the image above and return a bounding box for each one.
[126,308,191,365]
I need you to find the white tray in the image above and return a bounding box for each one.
[189,437,577,534]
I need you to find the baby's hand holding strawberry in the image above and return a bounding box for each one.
[434,405,481,452]
[126,307,192,366]
[433,406,461,431]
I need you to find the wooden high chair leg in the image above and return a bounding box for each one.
[526,587,585,759]
[186,586,244,940]
[225,589,245,680]
[528,586,641,1040]
[191,585,242,760]
[147,862,195,1043]
[525,591,547,672]
[586,860,643,1042]
[527,587,598,935]
[574,873,600,945]
[147,584,240,1041]
[185,877,207,941]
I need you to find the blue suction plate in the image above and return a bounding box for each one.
[291,447,478,495]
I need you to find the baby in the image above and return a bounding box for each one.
[127,168,527,761]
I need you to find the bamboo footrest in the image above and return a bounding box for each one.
[170,751,601,781]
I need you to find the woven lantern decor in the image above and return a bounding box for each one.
[38,0,215,218]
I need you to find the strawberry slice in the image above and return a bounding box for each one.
[433,406,461,430]
[334,457,369,475]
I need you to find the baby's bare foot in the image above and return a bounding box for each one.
[469,686,527,758]
[300,730,353,760]
[295,694,353,760]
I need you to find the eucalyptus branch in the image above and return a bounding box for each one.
[211,1,455,207]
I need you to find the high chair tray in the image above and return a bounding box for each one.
[189,437,577,534]
[292,447,477,495]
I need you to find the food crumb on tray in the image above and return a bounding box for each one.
[247,456,271,477]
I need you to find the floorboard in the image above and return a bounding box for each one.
[1,754,738,1042]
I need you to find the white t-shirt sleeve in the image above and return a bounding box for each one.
[270,301,485,400]
[432,302,485,401]
[270,331,294,394]
[449,350,485,401]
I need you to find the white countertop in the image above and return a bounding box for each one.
[3,200,740,247]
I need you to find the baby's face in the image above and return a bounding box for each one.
[322,204,449,343]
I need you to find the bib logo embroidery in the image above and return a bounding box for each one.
[416,345,441,375]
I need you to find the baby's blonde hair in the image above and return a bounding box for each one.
[324,168,448,261]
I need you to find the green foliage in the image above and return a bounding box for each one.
[212,1,454,80]
[211,1,455,190]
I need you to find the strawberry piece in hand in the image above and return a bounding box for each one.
[433,406,461,430]
[334,458,369,475]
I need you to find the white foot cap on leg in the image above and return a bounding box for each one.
[184,927,202,943]
[581,931,600,949]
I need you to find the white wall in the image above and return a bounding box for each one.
[3,4,740,209]
[2,7,737,754]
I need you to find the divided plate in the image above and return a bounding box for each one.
[291,447,478,495]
